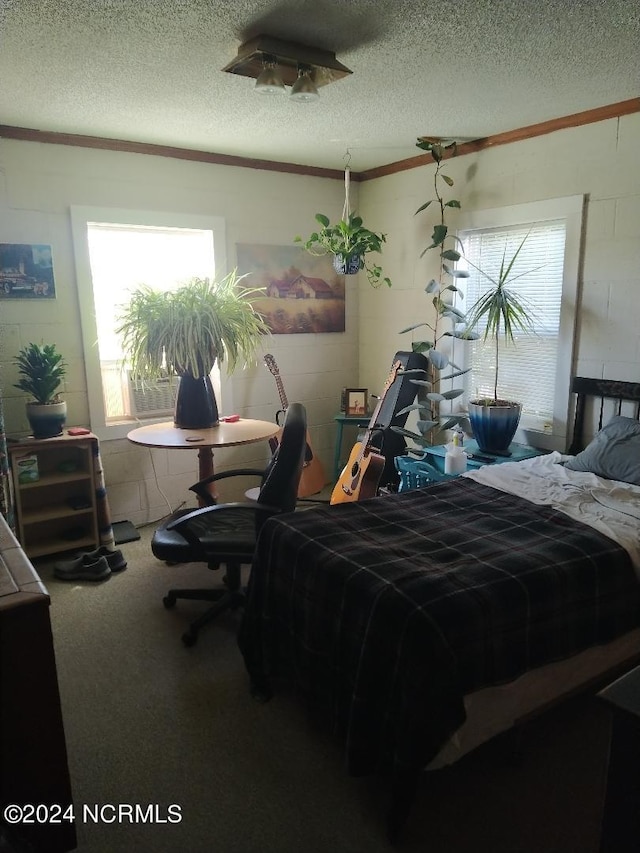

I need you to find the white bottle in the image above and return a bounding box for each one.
[444,432,467,475]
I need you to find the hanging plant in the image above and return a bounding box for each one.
[294,157,391,288]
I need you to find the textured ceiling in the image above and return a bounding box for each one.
[0,0,639,172]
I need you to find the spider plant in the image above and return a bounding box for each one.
[116,270,268,382]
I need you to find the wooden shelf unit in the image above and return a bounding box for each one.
[8,432,100,559]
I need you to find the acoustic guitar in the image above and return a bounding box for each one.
[330,361,402,505]
[264,354,326,498]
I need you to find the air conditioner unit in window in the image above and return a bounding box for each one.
[126,374,179,419]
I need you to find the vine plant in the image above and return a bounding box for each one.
[393,138,477,449]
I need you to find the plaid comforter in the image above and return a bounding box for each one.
[238,478,640,778]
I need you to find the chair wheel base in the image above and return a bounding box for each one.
[163,595,176,609]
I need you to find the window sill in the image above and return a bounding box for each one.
[94,416,173,442]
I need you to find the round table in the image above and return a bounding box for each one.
[127,418,279,502]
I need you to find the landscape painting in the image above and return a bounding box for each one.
[236,243,345,334]
[0,243,56,298]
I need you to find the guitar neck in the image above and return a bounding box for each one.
[273,374,289,411]
[361,396,386,450]
[360,361,402,451]
[264,356,290,411]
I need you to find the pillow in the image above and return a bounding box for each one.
[564,415,640,485]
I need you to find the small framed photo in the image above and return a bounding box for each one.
[345,388,368,417]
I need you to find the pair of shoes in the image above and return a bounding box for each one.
[79,545,127,572]
[54,553,111,581]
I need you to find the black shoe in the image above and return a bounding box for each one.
[54,554,111,581]
[77,546,127,572]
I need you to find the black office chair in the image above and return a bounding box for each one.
[151,402,307,646]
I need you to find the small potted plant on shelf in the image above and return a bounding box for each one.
[295,212,392,288]
[13,342,67,438]
[463,232,537,453]
[116,270,269,429]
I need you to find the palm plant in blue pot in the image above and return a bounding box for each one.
[464,233,537,453]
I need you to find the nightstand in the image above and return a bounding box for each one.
[395,440,545,492]
[424,439,544,474]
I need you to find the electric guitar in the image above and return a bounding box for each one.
[264,354,327,498]
[330,360,402,505]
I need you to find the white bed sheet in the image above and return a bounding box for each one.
[463,451,640,575]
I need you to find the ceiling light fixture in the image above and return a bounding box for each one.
[254,53,285,95]
[289,64,319,103]
[222,34,352,104]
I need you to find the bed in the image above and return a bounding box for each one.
[237,377,640,838]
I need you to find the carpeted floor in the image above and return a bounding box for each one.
[38,525,613,853]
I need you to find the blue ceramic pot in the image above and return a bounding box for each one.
[27,401,67,439]
[333,254,361,275]
[468,400,522,454]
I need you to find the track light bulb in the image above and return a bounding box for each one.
[290,65,319,102]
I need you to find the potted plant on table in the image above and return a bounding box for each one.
[463,232,537,453]
[13,342,67,438]
[295,212,392,288]
[116,271,269,429]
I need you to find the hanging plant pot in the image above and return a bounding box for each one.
[174,375,219,429]
[26,400,67,439]
[333,253,362,275]
[468,400,522,454]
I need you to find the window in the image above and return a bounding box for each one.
[71,208,226,440]
[453,196,584,449]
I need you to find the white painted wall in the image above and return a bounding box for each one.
[1,113,638,526]
[0,140,361,524]
[358,113,640,443]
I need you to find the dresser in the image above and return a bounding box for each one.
[0,514,76,852]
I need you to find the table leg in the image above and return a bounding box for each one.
[197,447,214,480]
[197,447,217,505]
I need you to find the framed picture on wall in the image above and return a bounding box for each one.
[345,388,368,417]
[236,243,345,334]
[0,243,56,299]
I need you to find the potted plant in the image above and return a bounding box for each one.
[13,342,67,438]
[116,270,268,429]
[463,233,537,453]
[295,212,392,288]
[392,138,477,452]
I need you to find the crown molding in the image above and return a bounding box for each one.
[0,125,345,181]
[1,97,638,183]
[358,98,640,181]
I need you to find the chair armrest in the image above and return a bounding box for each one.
[166,500,282,533]
[189,468,266,503]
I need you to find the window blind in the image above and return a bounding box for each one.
[458,220,566,421]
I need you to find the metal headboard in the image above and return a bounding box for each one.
[568,377,640,455]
